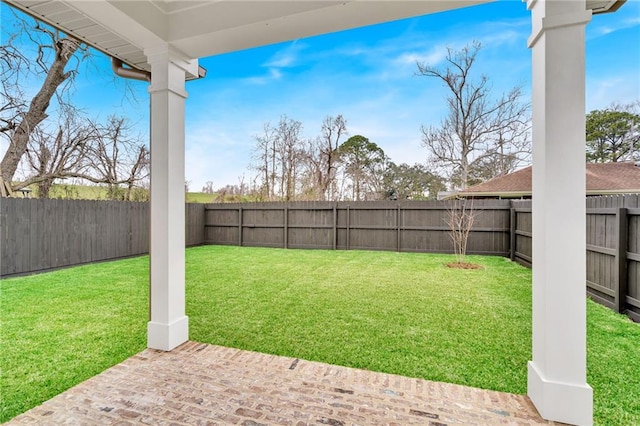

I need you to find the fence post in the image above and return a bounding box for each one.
[397,204,401,252]
[614,207,628,313]
[284,205,289,249]
[346,205,350,250]
[332,203,337,250]
[510,206,516,261]
[238,207,243,246]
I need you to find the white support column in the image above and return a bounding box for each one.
[527,1,592,424]
[146,45,191,351]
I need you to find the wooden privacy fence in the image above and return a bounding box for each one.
[510,196,640,321]
[204,200,512,255]
[511,201,532,266]
[0,198,204,277]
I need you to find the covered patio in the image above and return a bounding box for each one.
[3,0,627,425]
[8,341,554,425]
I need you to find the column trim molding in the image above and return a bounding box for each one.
[528,10,592,47]
[528,361,593,425]
[148,316,189,352]
[148,84,188,98]
[145,44,200,78]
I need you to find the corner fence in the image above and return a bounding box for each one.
[0,198,204,277]
[1,196,638,321]
[509,196,640,322]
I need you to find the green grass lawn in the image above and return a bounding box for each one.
[185,191,216,203]
[1,246,639,424]
[22,183,214,203]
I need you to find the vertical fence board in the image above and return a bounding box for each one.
[1,199,205,276]
[29,199,44,272]
[284,206,289,249]
[333,204,337,250]
[185,203,205,247]
[615,208,628,313]
[627,207,640,320]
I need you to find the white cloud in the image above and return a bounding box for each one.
[241,41,311,85]
[244,68,283,85]
[587,73,640,111]
[395,45,449,67]
[594,26,616,37]
[588,10,640,40]
[625,16,640,26]
[264,40,306,68]
[264,52,295,68]
[185,115,262,190]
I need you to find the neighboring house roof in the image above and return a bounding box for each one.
[454,162,640,198]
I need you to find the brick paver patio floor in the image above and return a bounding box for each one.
[7,341,558,425]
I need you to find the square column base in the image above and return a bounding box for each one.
[528,361,593,425]
[147,316,189,351]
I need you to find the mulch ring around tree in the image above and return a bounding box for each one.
[446,262,483,270]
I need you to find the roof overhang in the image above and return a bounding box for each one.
[589,0,626,14]
[446,189,640,200]
[443,191,532,200]
[2,0,626,80]
[586,189,640,196]
[2,0,492,78]
[4,0,626,82]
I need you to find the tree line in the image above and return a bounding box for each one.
[247,114,445,201]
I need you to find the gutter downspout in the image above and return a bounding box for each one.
[111,57,151,82]
[111,56,151,321]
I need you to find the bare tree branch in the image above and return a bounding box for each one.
[1,10,86,191]
[417,41,531,189]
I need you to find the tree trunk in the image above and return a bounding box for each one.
[37,179,53,198]
[0,38,79,188]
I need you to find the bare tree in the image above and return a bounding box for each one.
[202,181,215,194]
[214,177,249,202]
[21,110,95,197]
[445,199,478,266]
[417,41,530,190]
[0,12,87,194]
[18,113,149,200]
[251,116,307,201]
[251,122,277,199]
[88,116,149,200]
[306,115,347,200]
[274,116,304,201]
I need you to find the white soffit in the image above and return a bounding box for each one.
[2,0,489,72]
[2,0,625,74]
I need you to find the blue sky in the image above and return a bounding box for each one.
[2,0,639,191]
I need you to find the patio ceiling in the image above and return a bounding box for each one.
[3,0,486,75]
[3,0,624,77]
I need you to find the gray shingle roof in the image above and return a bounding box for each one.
[458,162,640,198]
